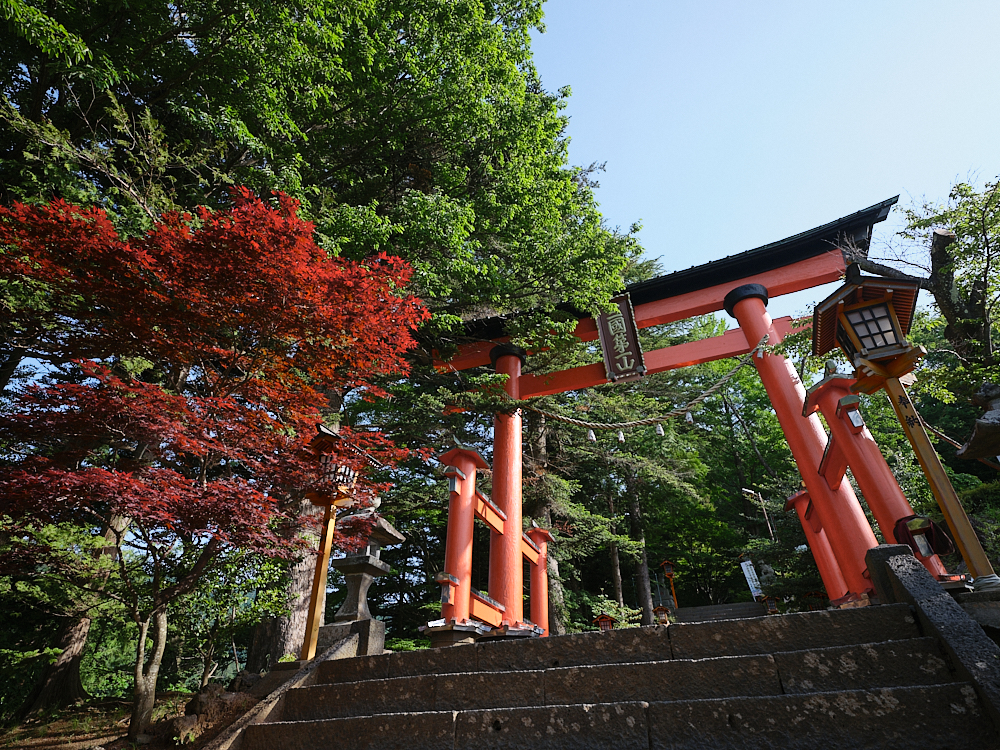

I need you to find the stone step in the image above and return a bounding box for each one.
[243,683,996,750]
[316,604,919,686]
[285,638,952,723]
[672,602,767,623]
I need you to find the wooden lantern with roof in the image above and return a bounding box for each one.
[812,263,924,394]
[592,612,618,632]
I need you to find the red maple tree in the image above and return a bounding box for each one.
[0,189,427,736]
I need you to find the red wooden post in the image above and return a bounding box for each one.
[806,378,949,578]
[785,490,849,601]
[439,446,489,623]
[725,285,878,597]
[490,345,526,625]
[526,527,554,636]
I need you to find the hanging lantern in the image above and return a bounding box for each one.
[617,430,625,443]
[685,411,694,424]
[655,423,664,436]
[587,429,596,442]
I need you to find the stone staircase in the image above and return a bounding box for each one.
[671,601,766,623]
[239,603,998,749]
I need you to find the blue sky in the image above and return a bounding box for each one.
[530,1,1000,322]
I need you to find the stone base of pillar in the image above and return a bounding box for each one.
[424,622,482,649]
[477,623,543,641]
[316,618,385,657]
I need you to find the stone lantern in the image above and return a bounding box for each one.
[330,515,406,623]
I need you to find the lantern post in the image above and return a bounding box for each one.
[812,264,1000,592]
[660,560,678,609]
[300,426,363,661]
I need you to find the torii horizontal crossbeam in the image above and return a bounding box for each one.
[518,317,799,398]
[435,196,898,374]
[438,253,839,374]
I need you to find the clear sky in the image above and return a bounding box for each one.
[530,1,1000,322]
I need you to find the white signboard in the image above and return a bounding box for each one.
[741,560,763,599]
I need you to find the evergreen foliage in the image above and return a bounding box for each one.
[3,0,1000,738]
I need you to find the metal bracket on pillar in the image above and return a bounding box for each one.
[442,465,466,493]
[723,283,769,317]
[435,571,458,605]
[836,395,865,433]
[489,343,527,367]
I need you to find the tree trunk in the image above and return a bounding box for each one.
[610,539,624,607]
[199,656,217,689]
[199,621,218,688]
[19,514,129,718]
[546,552,568,636]
[627,493,655,625]
[606,488,624,607]
[18,616,92,718]
[542,508,568,636]
[129,609,168,741]
[246,503,318,672]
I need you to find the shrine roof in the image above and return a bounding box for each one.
[624,196,898,308]
[465,196,898,340]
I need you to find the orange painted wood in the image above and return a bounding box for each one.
[786,491,849,601]
[470,593,504,627]
[521,536,540,565]
[489,351,524,625]
[731,295,878,596]
[435,252,844,371]
[526,528,554,637]
[518,318,800,399]
[475,496,505,535]
[818,435,848,489]
[626,252,844,333]
[441,451,482,623]
[812,379,948,579]
[435,339,508,372]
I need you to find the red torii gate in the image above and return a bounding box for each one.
[428,197,950,643]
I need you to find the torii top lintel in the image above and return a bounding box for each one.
[436,197,898,387]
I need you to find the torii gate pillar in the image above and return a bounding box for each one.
[490,344,527,626]
[526,527,555,635]
[805,377,949,578]
[785,490,849,600]
[725,285,878,598]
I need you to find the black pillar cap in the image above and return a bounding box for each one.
[489,343,527,368]
[723,284,769,318]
